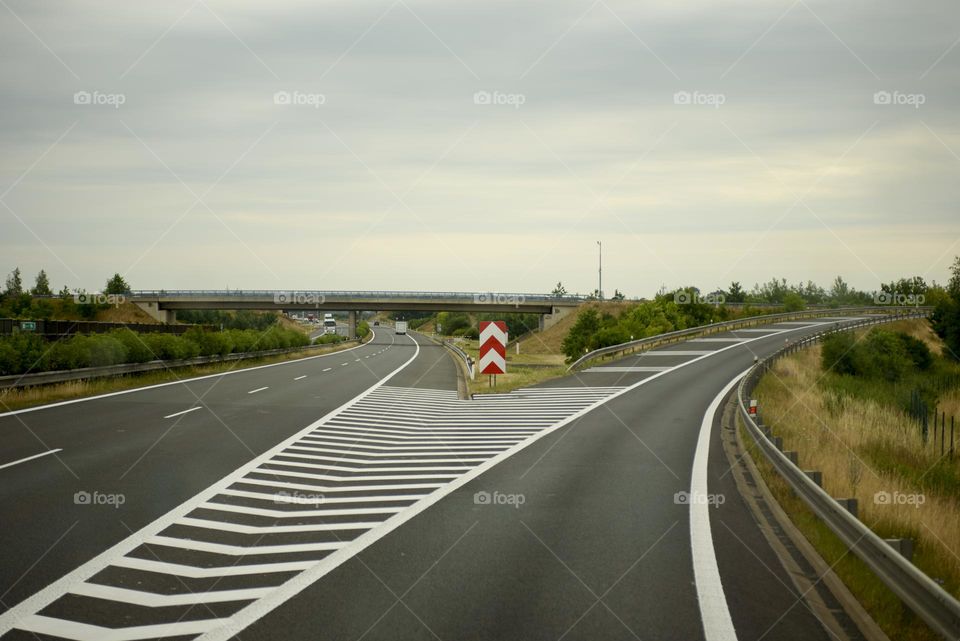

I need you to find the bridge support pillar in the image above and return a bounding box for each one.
[135,301,176,324]
[541,305,578,331]
[347,311,357,339]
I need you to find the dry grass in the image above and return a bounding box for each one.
[92,302,161,324]
[516,301,632,356]
[466,366,569,396]
[739,416,941,641]
[755,337,960,602]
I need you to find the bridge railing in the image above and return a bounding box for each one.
[736,309,960,639]
[567,306,932,371]
[129,290,585,304]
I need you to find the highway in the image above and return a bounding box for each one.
[0,316,873,640]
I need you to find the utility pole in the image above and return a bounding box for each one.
[597,240,603,300]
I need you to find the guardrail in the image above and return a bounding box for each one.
[129,290,585,304]
[0,339,361,391]
[422,333,475,380]
[0,318,217,338]
[737,310,960,639]
[443,339,475,380]
[567,306,932,371]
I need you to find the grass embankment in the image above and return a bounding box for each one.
[750,319,960,640]
[0,336,369,413]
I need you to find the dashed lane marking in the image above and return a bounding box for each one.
[163,407,202,419]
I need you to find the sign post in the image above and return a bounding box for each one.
[479,321,507,388]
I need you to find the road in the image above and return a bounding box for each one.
[0,316,872,640]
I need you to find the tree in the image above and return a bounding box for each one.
[4,267,23,297]
[783,292,806,312]
[551,282,567,297]
[32,269,53,296]
[58,285,72,299]
[726,281,746,303]
[829,276,850,301]
[949,256,960,299]
[611,289,625,301]
[104,273,130,295]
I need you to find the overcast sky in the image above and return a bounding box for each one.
[1,0,959,297]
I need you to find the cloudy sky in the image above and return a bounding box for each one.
[1,0,959,297]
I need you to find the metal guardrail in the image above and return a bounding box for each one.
[0,339,361,391]
[737,310,960,639]
[443,339,475,380]
[129,290,585,304]
[0,318,217,338]
[567,306,933,371]
[422,333,475,380]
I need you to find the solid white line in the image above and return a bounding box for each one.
[70,582,270,607]
[247,387,269,395]
[16,615,230,641]
[0,332,417,637]
[197,325,823,641]
[0,330,376,418]
[110,556,316,579]
[0,449,63,471]
[294,375,307,381]
[690,370,748,641]
[583,366,671,373]
[642,350,714,356]
[148,535,341,555]
[163,407,201,419]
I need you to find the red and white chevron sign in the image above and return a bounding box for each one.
[479,320,507,375]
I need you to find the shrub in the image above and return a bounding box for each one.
[356,321,370,339]
[109,328,154,363]
[821,332,858,376]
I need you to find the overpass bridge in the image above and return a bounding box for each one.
[129,290,583,336]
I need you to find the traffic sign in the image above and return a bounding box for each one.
[20,321,37,332]
[479,321,507,375]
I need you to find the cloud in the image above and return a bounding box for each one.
[1,0,959,296]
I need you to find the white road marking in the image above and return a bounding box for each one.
[294,375,307,381]
[0,325,848,640]
[163,407,202,419]
[16,616,229,641]
[0,449,63,471]
[247,387,269,395]
[322,367,332,372]
[583,366,672,373]
[642,350,714,356]
[340,362,349,366]
[687,338,749,343]
[0,329,377,419]
[690,369,748,641]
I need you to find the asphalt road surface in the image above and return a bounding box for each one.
[0,317,872,640]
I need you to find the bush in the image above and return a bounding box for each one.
[356,321,370,339]
[821,329,927,382]
[821,332,858,376]
[0,333,47,375]
[109,328,156,363]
